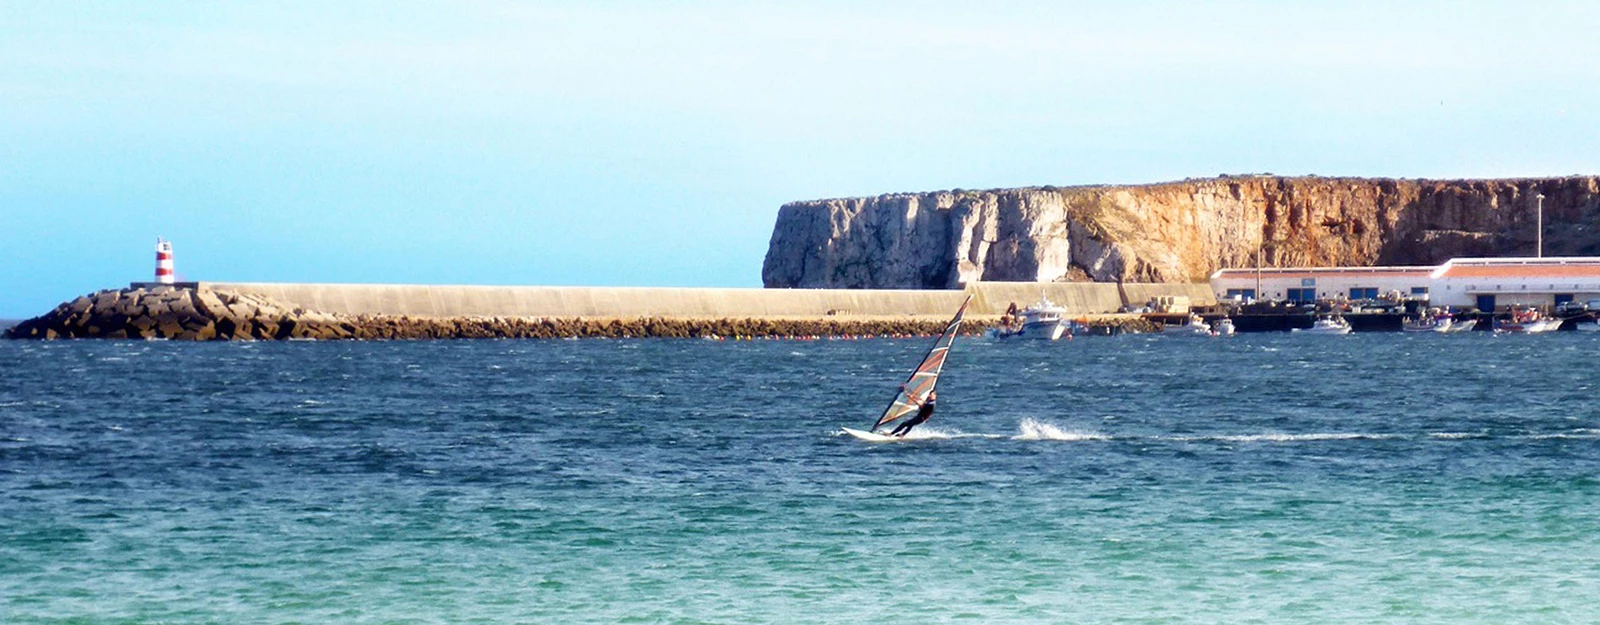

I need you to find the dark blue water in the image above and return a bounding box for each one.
[3,334,1599,623]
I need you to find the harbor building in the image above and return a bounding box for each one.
[1209,266,1435,304]
[1210,257,1600,311]
[1428,257,1600,310]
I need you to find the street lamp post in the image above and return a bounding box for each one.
[1536,193,1545,258]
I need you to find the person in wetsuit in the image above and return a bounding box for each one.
[889,390,936,437]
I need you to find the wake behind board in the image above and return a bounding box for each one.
[841,427,902,442]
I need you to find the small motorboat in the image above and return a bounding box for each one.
[1163,314,1215,337]
[1403,313,1455,333]
[994,295,1069,341]
[1494,308,1562,334]
[1212,318,1236,336]
[1293,316,1352,335]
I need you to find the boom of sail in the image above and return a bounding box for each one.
[870,295,972,432]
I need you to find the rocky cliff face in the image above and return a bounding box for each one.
[762,176,1600,288]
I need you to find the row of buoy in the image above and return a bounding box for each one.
[701,333,936,341]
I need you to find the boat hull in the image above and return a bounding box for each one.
[1403,319,1454,333]
[1495,319,1563,333]
[1294,319,1352,335]
[1015,320,1066,340]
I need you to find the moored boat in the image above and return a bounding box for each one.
[1293,316,1352,335]
[1494,308,1562,334]
[1403,311,1456,333]
[994,296,1068,341]
[1163,314,1215,337]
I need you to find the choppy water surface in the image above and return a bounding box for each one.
[3,333,1599,623]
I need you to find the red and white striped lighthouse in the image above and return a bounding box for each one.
[155,237,175,284]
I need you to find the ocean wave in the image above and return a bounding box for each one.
[1193,432,1401,443]
[835,426,992,441]
[1429,432,1488,439]
[1528,430,1600,440]
[896,427,987,440]
[1013,418,1110,441]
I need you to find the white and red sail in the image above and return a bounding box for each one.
[870,295,972,432]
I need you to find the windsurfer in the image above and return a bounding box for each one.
[889,390,936,437]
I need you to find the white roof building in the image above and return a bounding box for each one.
[1210,257,1600,310]
[1428,257,1600,309]
[1209,266,1435,304]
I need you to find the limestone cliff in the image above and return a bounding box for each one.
[762,175,1600,288]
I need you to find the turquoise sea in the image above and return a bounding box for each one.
[4,333,1599,624]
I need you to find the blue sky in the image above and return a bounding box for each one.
[4,1,1600,318]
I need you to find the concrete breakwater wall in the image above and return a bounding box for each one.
[5,282,1202,340]
[201,281,1211,318]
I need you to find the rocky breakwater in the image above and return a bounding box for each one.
[5,286,361,340]
[4,286,991,340]
[763,175,1600,288]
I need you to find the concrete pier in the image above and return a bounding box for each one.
[11,282,1201,341]
[185,282,1216,319]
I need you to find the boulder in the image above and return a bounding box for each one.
[214,316,241,340]
[91,291,119,314]
[169,294,198,318]
[251,319,279,340]
[116,297,147,318]
[194,290,227,318]
[157,320,184,338]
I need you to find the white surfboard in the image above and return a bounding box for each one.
[841,427,902,442]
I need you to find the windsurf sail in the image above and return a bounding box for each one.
[870,294,972,432]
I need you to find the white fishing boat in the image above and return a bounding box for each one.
[1403,314,1454,333]
[994,296,1068,341]
[1494,308,1562,334]
[1293,316,1352,335]
[1163,314,1215,337]
[843,295,971,442]
[1212,318,1236,336]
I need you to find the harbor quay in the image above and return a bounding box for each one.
[11,278,1600,341]
[5,282,1205,341]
